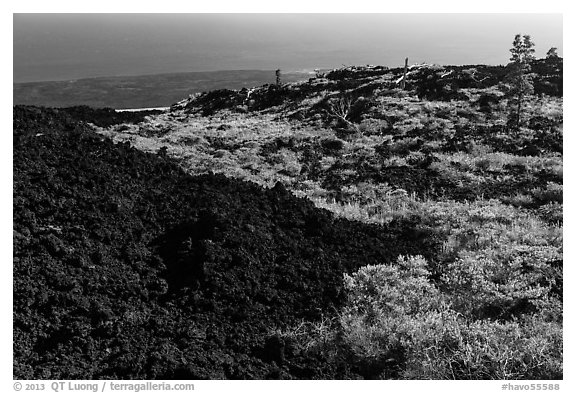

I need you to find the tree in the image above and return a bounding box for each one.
[326,95,358,132]
[505,34,536,130]
[546,47,559,59]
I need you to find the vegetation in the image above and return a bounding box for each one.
[546,47,559,59]
[504,34,536,130]
[340,256,561,379]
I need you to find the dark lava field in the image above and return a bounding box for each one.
[13,106,441,379]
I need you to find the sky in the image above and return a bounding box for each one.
[13,13,563,83]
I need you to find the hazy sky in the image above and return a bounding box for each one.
[13,13,563,83]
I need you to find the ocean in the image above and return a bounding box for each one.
[14,14,562,84]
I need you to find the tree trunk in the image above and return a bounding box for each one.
[401,58,408,90]
[516,93,522,130]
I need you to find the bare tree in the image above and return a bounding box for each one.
[327,96,359,132]
[400,57,408,90]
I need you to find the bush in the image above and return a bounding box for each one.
[339,255,562,379]
[320,138,345,152]
[531,182,563,205]
[401,312,563,380]
[537,202,562,225]
[340,256,446,373]
[442,250,559,321]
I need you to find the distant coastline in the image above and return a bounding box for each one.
[115,107,170,112]
[13,69,312,109]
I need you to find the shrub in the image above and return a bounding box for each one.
[401,311,563,380]
[537,202,562,225]
[339,254,562,379]
[442,251,558,320]
[475,158,491,172]
[341,256,446,368]
[343,256,443,318]
[320,138,345,152]
[531,182,563,205]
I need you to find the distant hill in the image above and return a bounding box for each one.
[13,69,313,109]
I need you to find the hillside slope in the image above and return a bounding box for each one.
[14,58,563,380]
